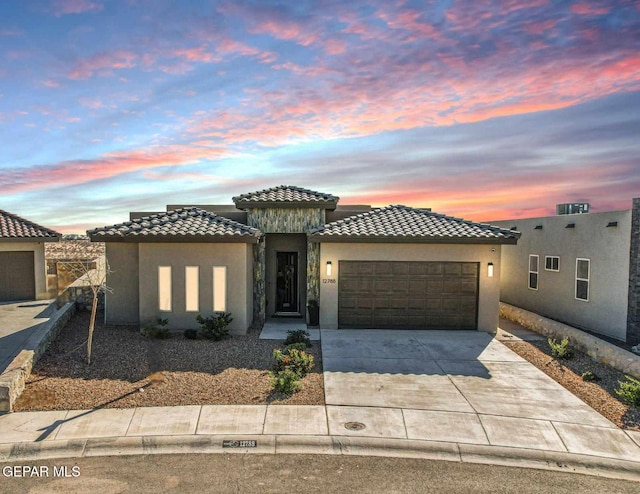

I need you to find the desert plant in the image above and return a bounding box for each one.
[581,371,599,382]
[285,329,312,347]
[142,318,170,339]
[269,368,302,394]
[196,312,233,341]
[285,342,308,352]
[273,348,314,377]
[548,337,573,359]
[615,376,640,407]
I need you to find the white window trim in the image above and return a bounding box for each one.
[213,266,227,312]
[185,266,199,312]
[575,258,590,302]
[545,255,560,272]
[158,266,172,312]
[528,254,539,291]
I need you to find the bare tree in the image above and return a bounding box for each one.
[48,236,111,365]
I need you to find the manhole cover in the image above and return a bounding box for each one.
[344,422,366,431]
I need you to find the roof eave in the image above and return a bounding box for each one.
[0,235,61,242]
[307,235,519,245]
[234,200,338,210]
[87,233,261,244]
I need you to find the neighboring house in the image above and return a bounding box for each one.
[0,209,61,302]
[87,186,519,334]
[492,198,640,345]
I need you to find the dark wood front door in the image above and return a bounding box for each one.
[338,261,479,329]
[276,252,298,313]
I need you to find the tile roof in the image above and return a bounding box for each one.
[0,209,61,240]
[308,205,520,244]
[233,185,339,208]
[87,208,261,242]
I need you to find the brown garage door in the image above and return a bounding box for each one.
[338,261,478,329]
[0,251,36,301]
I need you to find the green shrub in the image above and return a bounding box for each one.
[284,342,308,352]
[269,369,302,394]
[548,337,573,359]
[615,376,640,407]
[196,312,233,341]
[142,318,170,339]
[285,329,312,347]
[581,371,598,382]
[273,348,315,377]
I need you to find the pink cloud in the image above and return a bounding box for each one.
[50,0,103,17]
[173,46,217,63]
[570,3,611,15]
[68,50,137,79]
[78,97,104,109]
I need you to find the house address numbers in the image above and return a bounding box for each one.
[322,279,336,284]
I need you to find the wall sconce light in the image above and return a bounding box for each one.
[487,262,494,278]
[326,261,332,276]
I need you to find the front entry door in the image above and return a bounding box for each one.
[276,252,298,313]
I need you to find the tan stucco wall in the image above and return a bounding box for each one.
[318,243,502,331]
[492,210,631,341]
[0,242,47,299]
[105,243,140,325]
[138,243,252,334]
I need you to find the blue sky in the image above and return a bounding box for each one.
[1,0,639,233]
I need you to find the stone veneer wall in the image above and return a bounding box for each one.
[628,198,640,345]
[247,208,325,233]
[307,242,320,303]
[252,240,266,328]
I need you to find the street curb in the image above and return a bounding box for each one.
[1,434,639,482]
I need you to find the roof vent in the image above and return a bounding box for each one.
[606,221,618,227]
[534,225,543,230]
[566,223,575,229]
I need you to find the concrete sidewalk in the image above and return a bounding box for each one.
[1,403,640,480]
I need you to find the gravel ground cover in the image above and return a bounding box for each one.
[504,339,640,431]
[15,312,324,411]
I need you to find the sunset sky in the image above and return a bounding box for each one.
[1,0,639,234]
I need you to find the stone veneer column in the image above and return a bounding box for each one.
[628,198,640,345]
[252,240,266,328]
[306,242,320,304]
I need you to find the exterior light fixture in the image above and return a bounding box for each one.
[326,261,332,276]
[487,262,494,278]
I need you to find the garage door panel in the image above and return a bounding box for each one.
[338,261,478,330]
[0,251,36,301]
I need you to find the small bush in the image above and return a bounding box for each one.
[615,376,640,407]
[273,348,315,377]
[285,342,308,352]
[581,371,598,382]
[142,318,170,339]
[548,337,573,359]
[270,369,302,394]
[184,329,198,340]
[196,312,233,341]
[285,329,312,348]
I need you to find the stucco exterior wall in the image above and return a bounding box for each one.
[104,243,139,325]
[492,210,631,341]
[318,243,501,331]
[0,242,47,300]
[138,243,252,334]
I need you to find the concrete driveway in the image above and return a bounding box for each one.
[0,300,56,374]
[321,327,640,458]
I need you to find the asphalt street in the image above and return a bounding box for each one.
[1,454,638,494]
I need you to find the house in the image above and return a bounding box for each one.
[0,209,61,302]
[491,198,640,345]
[87,186,519,333]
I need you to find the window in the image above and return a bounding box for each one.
[528,255,539,290]
[575,258,590,301]
[545,256,560,272]
[185,266,199,312]
[213,266,227,312]
[158,266,172,311]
